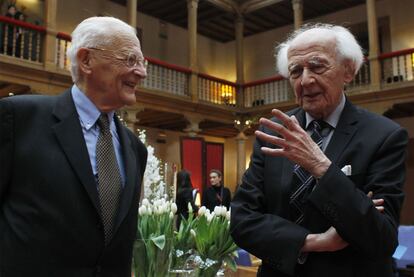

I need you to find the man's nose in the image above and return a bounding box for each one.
[300,68,315,87]
[133,66,147,78]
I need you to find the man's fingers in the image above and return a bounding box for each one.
[255,130,289,149]
[271,109,302,132]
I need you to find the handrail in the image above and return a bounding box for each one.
[243,75,285,87]
[198,73,236,86]
[378,48,414,60]
[56,32,72,41]
[0,15,46,33]
[146,57,192,74]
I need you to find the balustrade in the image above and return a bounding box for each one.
[0,15,45,62]
[243,76,293,107]
[198,73,236,106]
[379,48,414,84]
[1,19,413,108]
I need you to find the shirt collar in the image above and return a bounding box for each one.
[71,84,115,130]
[305,93,346,130]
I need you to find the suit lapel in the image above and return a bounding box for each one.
[324,100,359,164]
[51,90,101,213]
[114,117,138,231]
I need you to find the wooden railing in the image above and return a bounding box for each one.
[0,15,46,62]
[56,32,71,70]
[198,73,236,106]
[243,76,293,107]
[379,48,414,84]
[1,18,414,108]
[143,57,191,97]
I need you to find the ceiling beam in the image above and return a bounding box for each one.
[240,0,284,14]
[205,0,238,13]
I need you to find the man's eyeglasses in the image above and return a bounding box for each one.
[88,47,148,69]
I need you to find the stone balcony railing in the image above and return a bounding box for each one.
[1,16,414,109]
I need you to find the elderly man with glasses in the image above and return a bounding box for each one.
[231,24,408,277]
[0,17,147,276]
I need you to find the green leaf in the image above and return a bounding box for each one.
[151,234,166,250]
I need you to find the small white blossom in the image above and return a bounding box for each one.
[138,205,147,216]
[226,211,230,220]
[198,206,206,216]
[169,211,174,219]
[187,202,193,214]
[142,198,150,207]
[190,229,196,237]
[171,202,178,214]
[214,206,222,216]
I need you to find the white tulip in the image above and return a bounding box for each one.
[142,198,150,207]
[187,202,193,214]
[138,205,147,216]
[198,206,206,216]
[214,206,222,216]
[190,229,196,237]
[171,203,178,214]
[169,211,174,219]
[226,211,231,220]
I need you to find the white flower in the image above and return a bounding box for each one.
[226,211,230,220]
[169,211,174,219]
[214,206,222,216]
[142,198,150,207]
[206,213,214,223]
[190,229,196,237]
[138,205,147,216]
[171,203,178,214]
[198,206,206,216]
[187,202,193,214]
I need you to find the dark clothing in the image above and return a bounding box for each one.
[0,90,148,277]
[202,185,231,211]
[176,188,197,228]
[230,100,408,277]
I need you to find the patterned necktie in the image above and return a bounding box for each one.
[96,113,122,244]
[289,120,330,225]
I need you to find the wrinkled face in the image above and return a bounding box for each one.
[209,172,221,187]
[287,38,352,119]
[87,35,147,111]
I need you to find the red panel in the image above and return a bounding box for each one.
[181,138,204,193]
[205,143,224,187]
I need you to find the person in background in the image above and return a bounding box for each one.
[202,169,231,211]
[175,170,198,228]
[2,4,17,55]
[0,16,148,276]
[230,23,408,277]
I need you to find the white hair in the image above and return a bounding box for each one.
[67,16,137,83]
[276,23,364,78]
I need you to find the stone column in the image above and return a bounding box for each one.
[187,0,199,102]
[43,0,57,71]
[366,0,381,88]
[235,131,247,185]
[127,0,138,28]
[292,0,303,30]
[184,113,202,137]
[235,13,244,107]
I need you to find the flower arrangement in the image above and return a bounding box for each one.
[192,205,238,277]
[138,130,166,201]
[133,198,177,277]
[170,203,198,272]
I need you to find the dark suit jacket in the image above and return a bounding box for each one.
[176,188,198,228]
[230,100,408,277]
[0,90,147,277]
[202,185,231,211]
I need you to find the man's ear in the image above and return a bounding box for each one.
[343,60,355,84]
[77,48,92,75]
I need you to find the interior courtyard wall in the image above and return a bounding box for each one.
[243,0,414,82]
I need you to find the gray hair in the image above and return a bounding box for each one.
[67,16,137,83]
[276,23,364,78]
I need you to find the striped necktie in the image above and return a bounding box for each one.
[289,120,330,225]
[96,113,122,244]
